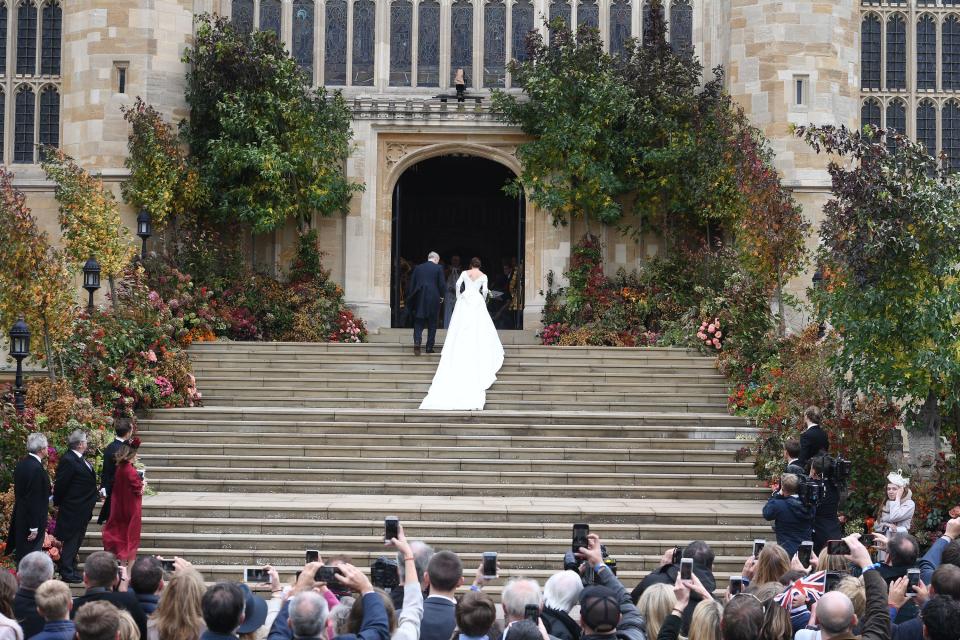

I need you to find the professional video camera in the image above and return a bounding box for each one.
[799,478,824,508]
[813,454,853,488]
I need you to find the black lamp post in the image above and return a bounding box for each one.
[137,209,152,260]
[9,316,30,413]
[82,254,101,313]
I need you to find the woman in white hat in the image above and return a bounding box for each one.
[875,469,915,562]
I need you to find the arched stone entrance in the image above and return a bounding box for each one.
[390,154,526,329]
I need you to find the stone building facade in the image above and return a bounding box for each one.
[7,0,877,329]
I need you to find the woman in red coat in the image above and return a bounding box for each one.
[101,438,144,567]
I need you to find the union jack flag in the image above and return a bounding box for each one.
[774,571,827,610]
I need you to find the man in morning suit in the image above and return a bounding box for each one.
[72,551,148,640]
[7,433,51,562]
[797,406,829,472]
[406,251,446,356]
[419,551,464,640]
[54,430,99,583]
[97,419,132,525]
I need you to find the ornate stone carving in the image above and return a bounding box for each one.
[384,142,410,169]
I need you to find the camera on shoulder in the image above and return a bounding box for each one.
[799,478,824,508]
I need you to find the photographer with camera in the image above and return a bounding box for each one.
[576,534,648,640]
[762,473,816,558]
[810,454,845,554]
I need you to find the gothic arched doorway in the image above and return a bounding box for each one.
[390,154,525,329]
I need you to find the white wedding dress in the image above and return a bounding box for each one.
[419,271,505,410]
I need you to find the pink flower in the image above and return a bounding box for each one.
[696,332,706,340]
[707,324,716,333]
[144,350,158,363]
[704,340,712,346]
[715,331,722,338]
[712,338,720,347]
[154,376,174,397]
[715,342,721,350]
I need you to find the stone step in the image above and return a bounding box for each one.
[188,353,718,368]
[189,362,721,376]
[138,453,751,474]
[367,329,541,345]
[135,432,749,453]
[88,516,769,540]
[128,493,767,526]
[145,476,766,499]
[189,341,696,355]
[195,395,731,413]
[188,369,729,384]
[139,441,748,462]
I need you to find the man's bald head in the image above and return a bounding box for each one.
[817,591,856,638]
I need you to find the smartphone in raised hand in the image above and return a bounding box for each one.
[385,516,400,542]
[572,523,590,554]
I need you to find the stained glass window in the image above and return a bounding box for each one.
[550,0,570,31]
[390,0,412,86]
[511,0,533,62]
[577,0,598,31]
[943,100,960,171]
[917,15,935,91]
[886,99,906,154]
[324,0,347,85]
[861,14,881,90]
[609,0,631,56]
[861,98,881,135]
[38,84,56,147]
[451,0,473,87]
[670,0,692,54]
[13,85,33,163]
[418,0,440,86]
[886,14,906,90]
[945,15,960,91]
[917,100,936,156]
[39,1,58,74]
[16,2,36,75]
[352,0,375,86]
[0,4,7,73]
[292,0,314,81]
[484,0,506,88]
[642,1,664,45]
[259,0,280,35]
[231,0,253,35]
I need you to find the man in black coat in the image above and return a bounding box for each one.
[6,433,51,562]
[406,251,446,355]
[798,406,829,471]
[631,541,716,635]
[809,454,844,554]
[72,550,148,640]
[97,419,132,525]
[54,430,99,583]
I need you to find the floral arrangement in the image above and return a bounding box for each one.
[331,309,367,343]
[697,318,724,351]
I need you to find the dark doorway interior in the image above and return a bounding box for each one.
[391,154,524,329]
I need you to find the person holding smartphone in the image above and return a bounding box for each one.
[387,525,424,640]
[575,534,646,640]
[810,534,890,640]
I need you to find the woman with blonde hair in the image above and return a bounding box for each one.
[752,544,791,585]
[685,599,722,640]
[0,572,23,640]
[816,548,847,572]
[147,568,207,640]
[637,583,676,640]
[117,611,139,640]
[875,469,915,562]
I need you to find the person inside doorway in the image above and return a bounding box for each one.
[444,255,461,329]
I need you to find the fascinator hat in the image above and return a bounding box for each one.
[887,469,909,487]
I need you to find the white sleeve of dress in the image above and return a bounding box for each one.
[480,275,488,297]
[456,272,467,300]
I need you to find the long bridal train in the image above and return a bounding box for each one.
[419,270,504,411]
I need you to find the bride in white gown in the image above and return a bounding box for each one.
[419,257,505,410]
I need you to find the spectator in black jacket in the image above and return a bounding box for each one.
[810,455,845,554]
[631,541,715,636]
[576,534,647,640]
[13,551,54,638]
[762,474,815,557]
[72,551,148,640]
[98,419,132,525]
[916,596,960,640]
[130,556,164,615]
[542,571,583,640]
[798,406,829,471]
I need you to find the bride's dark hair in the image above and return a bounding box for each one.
[470,257,481,269]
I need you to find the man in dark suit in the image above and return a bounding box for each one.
[7,433,51,562]
[798,406,829,471]
[406,251,446,355]
[97,419,132,525]
[783,439,806,478]
[54,429,99,583]
[14,551,55,638]
[72,550,148,640]
[419,551,463,640]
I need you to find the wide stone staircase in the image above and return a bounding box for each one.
[85,331,769,597]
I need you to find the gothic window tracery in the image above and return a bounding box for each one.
[549,0,570,27]
[0,4,6,73]
[862,14,881,90]
[484,0,506,88]
[917,99,936,156]
[577,0,598,31]
[418,0,440,86]
[13,84,33,163]
[943,100,960,171]
[862,98,882,134]
[40,0,58,75]
[886,98,906,153]
[38,83,56,147]
[670,0,692,54]
[390,0,413,86]
[324,0,347,85]
[511,0,533,62]
[451,0,473,86]
[642,1,664,45]
[231,0,253,35]
[917,14,935,91]
[609,0,631,56]
[352,0,375,86]
[16,1,36,75]
[292,0,314,81]
[259,0,280,35]
[945,15,960,91]
[886,14,907,90]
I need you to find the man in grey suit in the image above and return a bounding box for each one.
[406,251,446,355]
